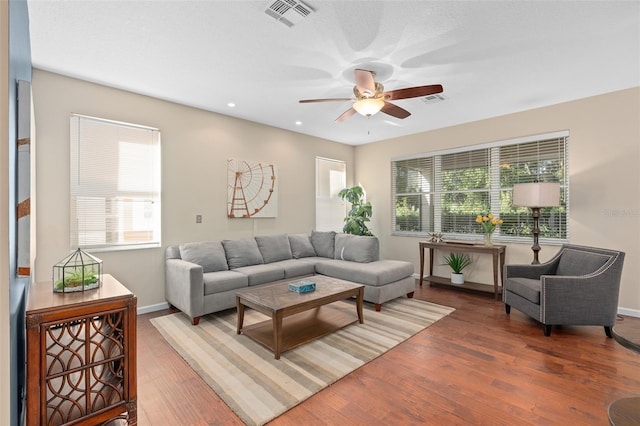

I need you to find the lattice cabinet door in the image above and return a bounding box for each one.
[26,274,137,426]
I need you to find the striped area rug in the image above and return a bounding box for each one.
[151,298,454,426]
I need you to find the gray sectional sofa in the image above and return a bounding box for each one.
[165,231,415,325]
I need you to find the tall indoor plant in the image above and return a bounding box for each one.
[338,185,373,236]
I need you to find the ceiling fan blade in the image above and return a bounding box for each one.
[335,107,357,123]
[383,84,443,101]
[355,69,376,96]
[381,101,411,119]
[299,98,354,103]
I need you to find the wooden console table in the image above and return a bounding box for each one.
[26,274,137,425]
[419,241,506,300]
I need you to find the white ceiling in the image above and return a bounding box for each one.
[27,1,640,146]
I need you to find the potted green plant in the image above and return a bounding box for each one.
[442,252,472,284]
[338,185,373,236]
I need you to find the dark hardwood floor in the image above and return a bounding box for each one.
[137,282,640,425]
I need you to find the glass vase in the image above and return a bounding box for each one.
[484,232,493,246]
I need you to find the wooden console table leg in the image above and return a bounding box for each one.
[499,252,505,286]
[492,252,499,300]
[419,244,425,286]
[499,251,505,300]
[429,248,435,285]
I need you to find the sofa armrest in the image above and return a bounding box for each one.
[165,258,205,321]
[540,268,621,325]
[505,262,556,280]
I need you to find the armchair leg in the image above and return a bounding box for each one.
[543,325,552,336]
[505,304,511,314]
[604,326,613,338]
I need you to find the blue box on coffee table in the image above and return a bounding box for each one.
[289,279,316,293]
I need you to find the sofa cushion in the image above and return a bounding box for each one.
[288,234,316,258]
[310,230,336,258]
[234,263,285,286]
[255,234,293,263]
[556,249,610,276]
[334,234,379,263]
[505,277,540,304]
[222,238,264,269]
[315,259,413,287]
[203,270,248,295]
[179,241,229,273]
[276,259,317,278]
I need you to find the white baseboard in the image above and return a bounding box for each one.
[137,301,170,315]
[618,307,640,318]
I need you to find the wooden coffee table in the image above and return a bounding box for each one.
[236,276,364,359]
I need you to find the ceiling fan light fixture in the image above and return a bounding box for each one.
[299,69,443,122]
[353,98,384,117]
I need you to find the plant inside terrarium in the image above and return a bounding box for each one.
[54,267,99,291]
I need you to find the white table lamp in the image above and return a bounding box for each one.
[513,182,560,264]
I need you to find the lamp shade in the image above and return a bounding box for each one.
[353,98,384,116]
[513,182,560,207]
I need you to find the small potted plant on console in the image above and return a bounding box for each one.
[442,252,472,284]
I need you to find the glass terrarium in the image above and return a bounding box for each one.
[53,248,102,293]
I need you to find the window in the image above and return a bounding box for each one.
[392,132,568,242]
[70,115,161,250]
[315,157,346,232]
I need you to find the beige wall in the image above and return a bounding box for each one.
[355,87,640,314]
[31,70,640,314]
[32,70,354,309]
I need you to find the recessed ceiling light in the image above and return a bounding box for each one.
[295,121,302,126]
[227,102,236,108]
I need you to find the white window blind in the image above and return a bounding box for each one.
[392,157,434,232]
[499,136,567,239]
[70,115,161,250]
[391,132,568,242]
[315,157,346,232]
[438,148,490,234]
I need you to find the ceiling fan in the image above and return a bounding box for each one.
[299,69,443,122]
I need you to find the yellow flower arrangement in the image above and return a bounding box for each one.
[476,212,503,234]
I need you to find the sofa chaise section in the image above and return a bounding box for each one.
[315,259,415,311]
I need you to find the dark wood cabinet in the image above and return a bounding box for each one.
[26,274,137,425]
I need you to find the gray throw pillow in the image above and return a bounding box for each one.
[288,233,316,258]
[255,234,293,263]
[334,233,380,263]
[310,230,336,258]
[222,238,264,269]
[179,241,229,273]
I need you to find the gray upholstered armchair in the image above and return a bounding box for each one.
[503,244,625,337]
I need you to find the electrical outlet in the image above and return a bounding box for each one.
[196,214,202,223]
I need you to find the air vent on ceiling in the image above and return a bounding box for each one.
[265,0,313,27]
[421,93,447,104]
